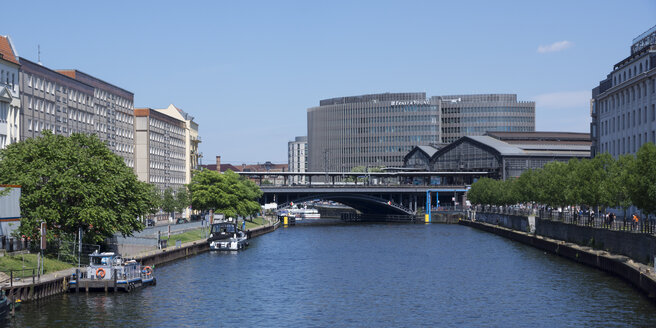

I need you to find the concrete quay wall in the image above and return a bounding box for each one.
[536,218,656,265]
[460,219,656,301]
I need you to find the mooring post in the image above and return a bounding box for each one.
[113,269,117,292]
[75,269,80,293]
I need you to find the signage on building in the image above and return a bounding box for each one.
[390,100,430,106]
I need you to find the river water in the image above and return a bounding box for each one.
[8,223,656,327]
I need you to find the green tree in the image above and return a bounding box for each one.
[175,185,191,217]
[608,154,634,220]
[538,161,570,209]
[513,168,538,204]
[0,132,158,243]
[467,177,497,205]
[190,169,263,219]
[161,187,176,220]
[628,143,656,217]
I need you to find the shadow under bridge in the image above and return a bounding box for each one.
[275,193,414,216]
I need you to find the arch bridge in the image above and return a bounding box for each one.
[258,185,469,217]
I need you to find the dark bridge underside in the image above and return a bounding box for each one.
[283,193,413,216]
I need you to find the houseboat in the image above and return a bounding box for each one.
[208,221,249,251]
[69,251,156,293]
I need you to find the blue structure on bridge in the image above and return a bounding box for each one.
[425,189,468,223]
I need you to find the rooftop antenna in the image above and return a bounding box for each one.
[38,45,42,65]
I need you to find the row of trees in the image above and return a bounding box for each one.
[0,131,264,245]
[467,143,656,218]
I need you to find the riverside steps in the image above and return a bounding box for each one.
[0,220,280,303]
[459,217,656,300]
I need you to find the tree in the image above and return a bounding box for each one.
[628,143,656,217]
[467,177,497,205]
[175,186,191,218]
[190,169,263,219]
[608,154,634,220]
[538,161,570,209]
[161,187,176,220]
[0,131,158,243]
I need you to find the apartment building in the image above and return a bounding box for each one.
[0,36,20,149]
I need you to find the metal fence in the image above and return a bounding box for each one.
[0,268,38,286]
[52,240,101,266]
[473,205,656,235]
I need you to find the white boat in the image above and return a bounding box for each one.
[279,207,321,220]
[208,222,249,251]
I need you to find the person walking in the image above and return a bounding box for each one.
[632,214,639,231]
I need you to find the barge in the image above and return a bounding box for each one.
[69,251,156,293]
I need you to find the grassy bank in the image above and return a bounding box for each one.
[165,218,269,245]
[167,228,208,244]
[244,217,268,230]
[0,253,73,278]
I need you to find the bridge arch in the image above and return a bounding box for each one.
[279,193,414,216]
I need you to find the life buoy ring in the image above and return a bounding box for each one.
[96,268,106,279]
[142,266,153,276]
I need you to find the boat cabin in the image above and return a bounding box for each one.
[209,222,239,241]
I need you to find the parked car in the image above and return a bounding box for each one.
[145,219,155,227]
[175,218,188,224]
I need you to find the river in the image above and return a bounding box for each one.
[8,223,656,327]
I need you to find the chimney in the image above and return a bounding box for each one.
[216,156,221,172]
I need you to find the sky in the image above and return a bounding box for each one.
[3,1,656,164]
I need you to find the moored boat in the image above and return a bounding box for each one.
[208,221,248,251]
[69,251,156,293]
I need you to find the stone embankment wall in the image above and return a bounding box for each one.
[475,212,529,232]
[429,212,466,224]
[474,212,656,265]
[536,218,656,265]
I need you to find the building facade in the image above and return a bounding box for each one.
[308,93,440,172]
[427,132,590,181]
[156,104,200,184]
[307,92,535,172]
[288,136,308,184]
[134,107,187,192]
[0,36,20,149]
[592,25,656,157]
[19,58,96,141]
[57,70,135,168]
[436,94,535,143]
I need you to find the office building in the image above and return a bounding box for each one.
[155,104,201,185]
[288,136,308,184]
[19,58,95,140]
[436,94,535,143]
[0,36,20,149]
[591,25,656,157]
[134,107,186,192]
[307,92,535,171]
[57,70,135,168]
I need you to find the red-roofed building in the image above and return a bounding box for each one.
[0,35,20,149]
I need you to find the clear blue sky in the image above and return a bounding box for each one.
[4,1,656,164]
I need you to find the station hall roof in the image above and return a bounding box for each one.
[437,135,591,159]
